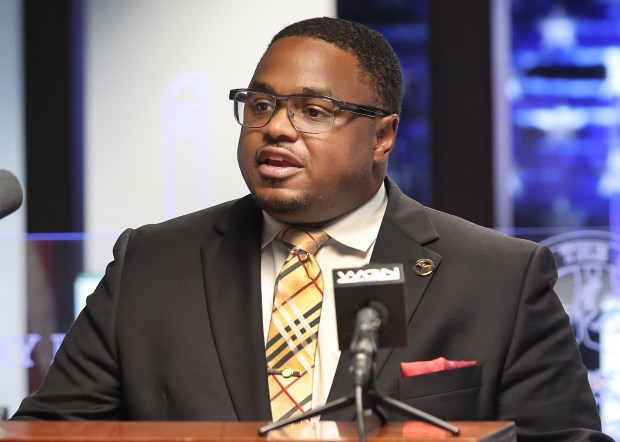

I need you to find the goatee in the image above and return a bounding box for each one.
[251,192,309,215]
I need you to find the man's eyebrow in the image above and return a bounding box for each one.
[248,81,276,94]
[299,86,333,97]
[248,82,333,98]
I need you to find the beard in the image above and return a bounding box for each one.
[251,191,310,215]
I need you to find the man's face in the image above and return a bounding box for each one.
[237,36,398,225]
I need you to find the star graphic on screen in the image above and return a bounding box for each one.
[538,7,576,49]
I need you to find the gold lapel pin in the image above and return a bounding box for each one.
[413,258,435,276]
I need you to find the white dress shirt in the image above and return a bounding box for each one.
[260,184,388,411]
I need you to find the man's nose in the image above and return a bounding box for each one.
[265,102,299,139]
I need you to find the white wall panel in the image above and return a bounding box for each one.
[0,0,27,416]
[85,0,336,272]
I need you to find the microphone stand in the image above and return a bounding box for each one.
[258,308,460,439]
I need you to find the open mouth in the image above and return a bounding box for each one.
[257,149,303,178]
[264,158,298,168]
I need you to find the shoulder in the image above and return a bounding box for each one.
[385,177,542,255]
[384,177,549,266]
[424,205,557,280]
[120,195,259,250]
[429,206,539,252]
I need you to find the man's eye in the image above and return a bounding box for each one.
[302,106,332,120]
[252,100,273,113]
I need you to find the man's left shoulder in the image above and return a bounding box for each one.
[423,205,543,257]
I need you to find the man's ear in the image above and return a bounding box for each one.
[373,115,399,163]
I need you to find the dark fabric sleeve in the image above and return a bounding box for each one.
[11,229,133,420]
[497,245,613,441]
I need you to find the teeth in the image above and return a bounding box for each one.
[267,159,291,167]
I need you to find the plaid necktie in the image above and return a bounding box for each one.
[266,226,329,421]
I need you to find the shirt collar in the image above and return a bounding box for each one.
[261,184,388,253]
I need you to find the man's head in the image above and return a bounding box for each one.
[269,17,403,116]
[235,17,402,225]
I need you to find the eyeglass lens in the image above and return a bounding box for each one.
[234,91,335,134]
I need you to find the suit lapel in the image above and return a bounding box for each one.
[323,179,442,421]
[201,197,271,420]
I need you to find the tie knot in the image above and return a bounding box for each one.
[279,227,329,255]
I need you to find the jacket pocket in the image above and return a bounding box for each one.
[396,364,483,420]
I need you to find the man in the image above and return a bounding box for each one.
[13,17,611,441]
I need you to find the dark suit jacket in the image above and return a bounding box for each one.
[13,179,611,441]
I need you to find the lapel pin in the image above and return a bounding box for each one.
[413,258,435,276]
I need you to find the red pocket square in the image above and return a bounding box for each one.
[401,357,477,377]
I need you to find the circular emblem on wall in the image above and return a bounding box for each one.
[542,229,620,352]
[541,229,620,411]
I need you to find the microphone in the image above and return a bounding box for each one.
[349,306,382,387]
[0,169,24,220]
[333,263,408,387]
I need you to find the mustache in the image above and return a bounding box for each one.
[263,142,294,152]
[256,143,308,164]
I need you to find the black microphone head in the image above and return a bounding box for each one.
[0,169,24,220]
[333,263,408,350]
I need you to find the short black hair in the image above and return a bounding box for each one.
[268,17,403,115]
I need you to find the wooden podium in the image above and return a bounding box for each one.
[0,421,515,441]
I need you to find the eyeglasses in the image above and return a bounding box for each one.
[229,88,389,134]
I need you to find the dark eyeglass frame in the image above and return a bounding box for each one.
[228,88,390,132]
